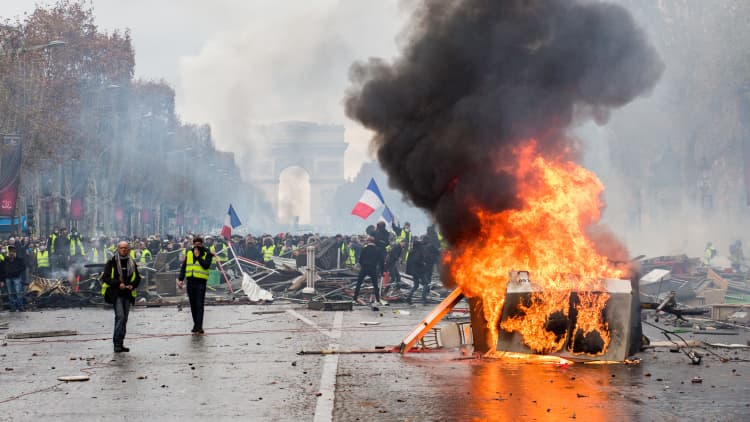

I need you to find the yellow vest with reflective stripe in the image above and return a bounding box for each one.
[69,236,84,256]
[36,250,49,268]
[186,250,210,280]
[91,247,107,263]
[101,263,138,299]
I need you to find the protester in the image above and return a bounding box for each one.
[373,221,389,278]
[353,236,386,306]
[34,242,50,278]
[1,245,27,312]
[102,241,141,353]
[177,236,214,334]
[385,238,404,291]
[53,227,71,271]
[406,240,429,305]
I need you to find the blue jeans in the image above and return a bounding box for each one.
[113,296,131,346]
[5,276,24,311]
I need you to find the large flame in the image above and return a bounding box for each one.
[447,141,625,356]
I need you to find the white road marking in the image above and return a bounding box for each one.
[306,311,343,422]
[286,309,342,339]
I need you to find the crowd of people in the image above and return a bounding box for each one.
[0,220,445,305]
[1,220,445,352]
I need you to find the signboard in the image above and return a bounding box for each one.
[0,135,21,217]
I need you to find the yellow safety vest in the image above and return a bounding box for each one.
[437,231,448,250]
[36,250,49,268]
[398,230,413,262]
[69,236,84,256]
[211,245,228,262]
[91,247,108,263]
[101,264,138,299]
[185,250,210,280]
[48,233,57,254]
[130,249,151,264]
[262,245,275,262]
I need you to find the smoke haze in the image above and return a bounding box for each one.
[346,0,663,245]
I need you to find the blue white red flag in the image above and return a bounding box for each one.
[221,204,242,239]
[379,206,394,225]
[351,178,385,219]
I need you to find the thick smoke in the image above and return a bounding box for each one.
[345,0,663,245]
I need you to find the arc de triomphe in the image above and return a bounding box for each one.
[247,121,347,227]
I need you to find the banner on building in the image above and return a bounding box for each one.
[0,135,21,218]
[70,197,84,220]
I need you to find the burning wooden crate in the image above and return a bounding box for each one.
[471,275,637,362]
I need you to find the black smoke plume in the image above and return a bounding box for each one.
[345,0,663,245]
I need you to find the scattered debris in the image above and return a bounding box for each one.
[6,330,78,339]
[298,349,394,355]
[57,375,89,382]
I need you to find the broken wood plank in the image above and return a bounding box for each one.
[57,375,89,382]
[298,349,395,355]
[6,330,78,339]
[399,287,464,354]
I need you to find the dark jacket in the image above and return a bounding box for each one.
[406,241,426,276]
[242,243,263,263]
[102,254,141,299]
[358,243,381,270]
[385,242,402,268]
[1,256,26,279]
[374,226,389,251]
[54,234,71,256]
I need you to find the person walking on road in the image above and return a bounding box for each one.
[177,236,214,334]
[102,241,141,353]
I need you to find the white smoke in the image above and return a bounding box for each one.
[176,0,406,179]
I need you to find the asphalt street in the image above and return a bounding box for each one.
[1,302,749,421]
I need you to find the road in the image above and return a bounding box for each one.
[1,303,749,421]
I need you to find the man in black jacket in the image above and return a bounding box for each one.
[53,227,71,271]
[385,239,404,291]
[102,241,141,353]
[177,236,214,334]
[406,240,429,305]
[1,245,27,312]
[373,221,389,277]
[353,236,385,305]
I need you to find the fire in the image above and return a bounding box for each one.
[447,141,625,356]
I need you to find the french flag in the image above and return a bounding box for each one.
[221,204,242,240]
[379,206,394,225]
[351,178,385,219]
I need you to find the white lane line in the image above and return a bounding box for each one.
[314,312,343,422]
[286,309,342,339]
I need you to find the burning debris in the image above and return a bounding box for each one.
[346,0,663,360]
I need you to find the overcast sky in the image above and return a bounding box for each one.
[3,0,407,177]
